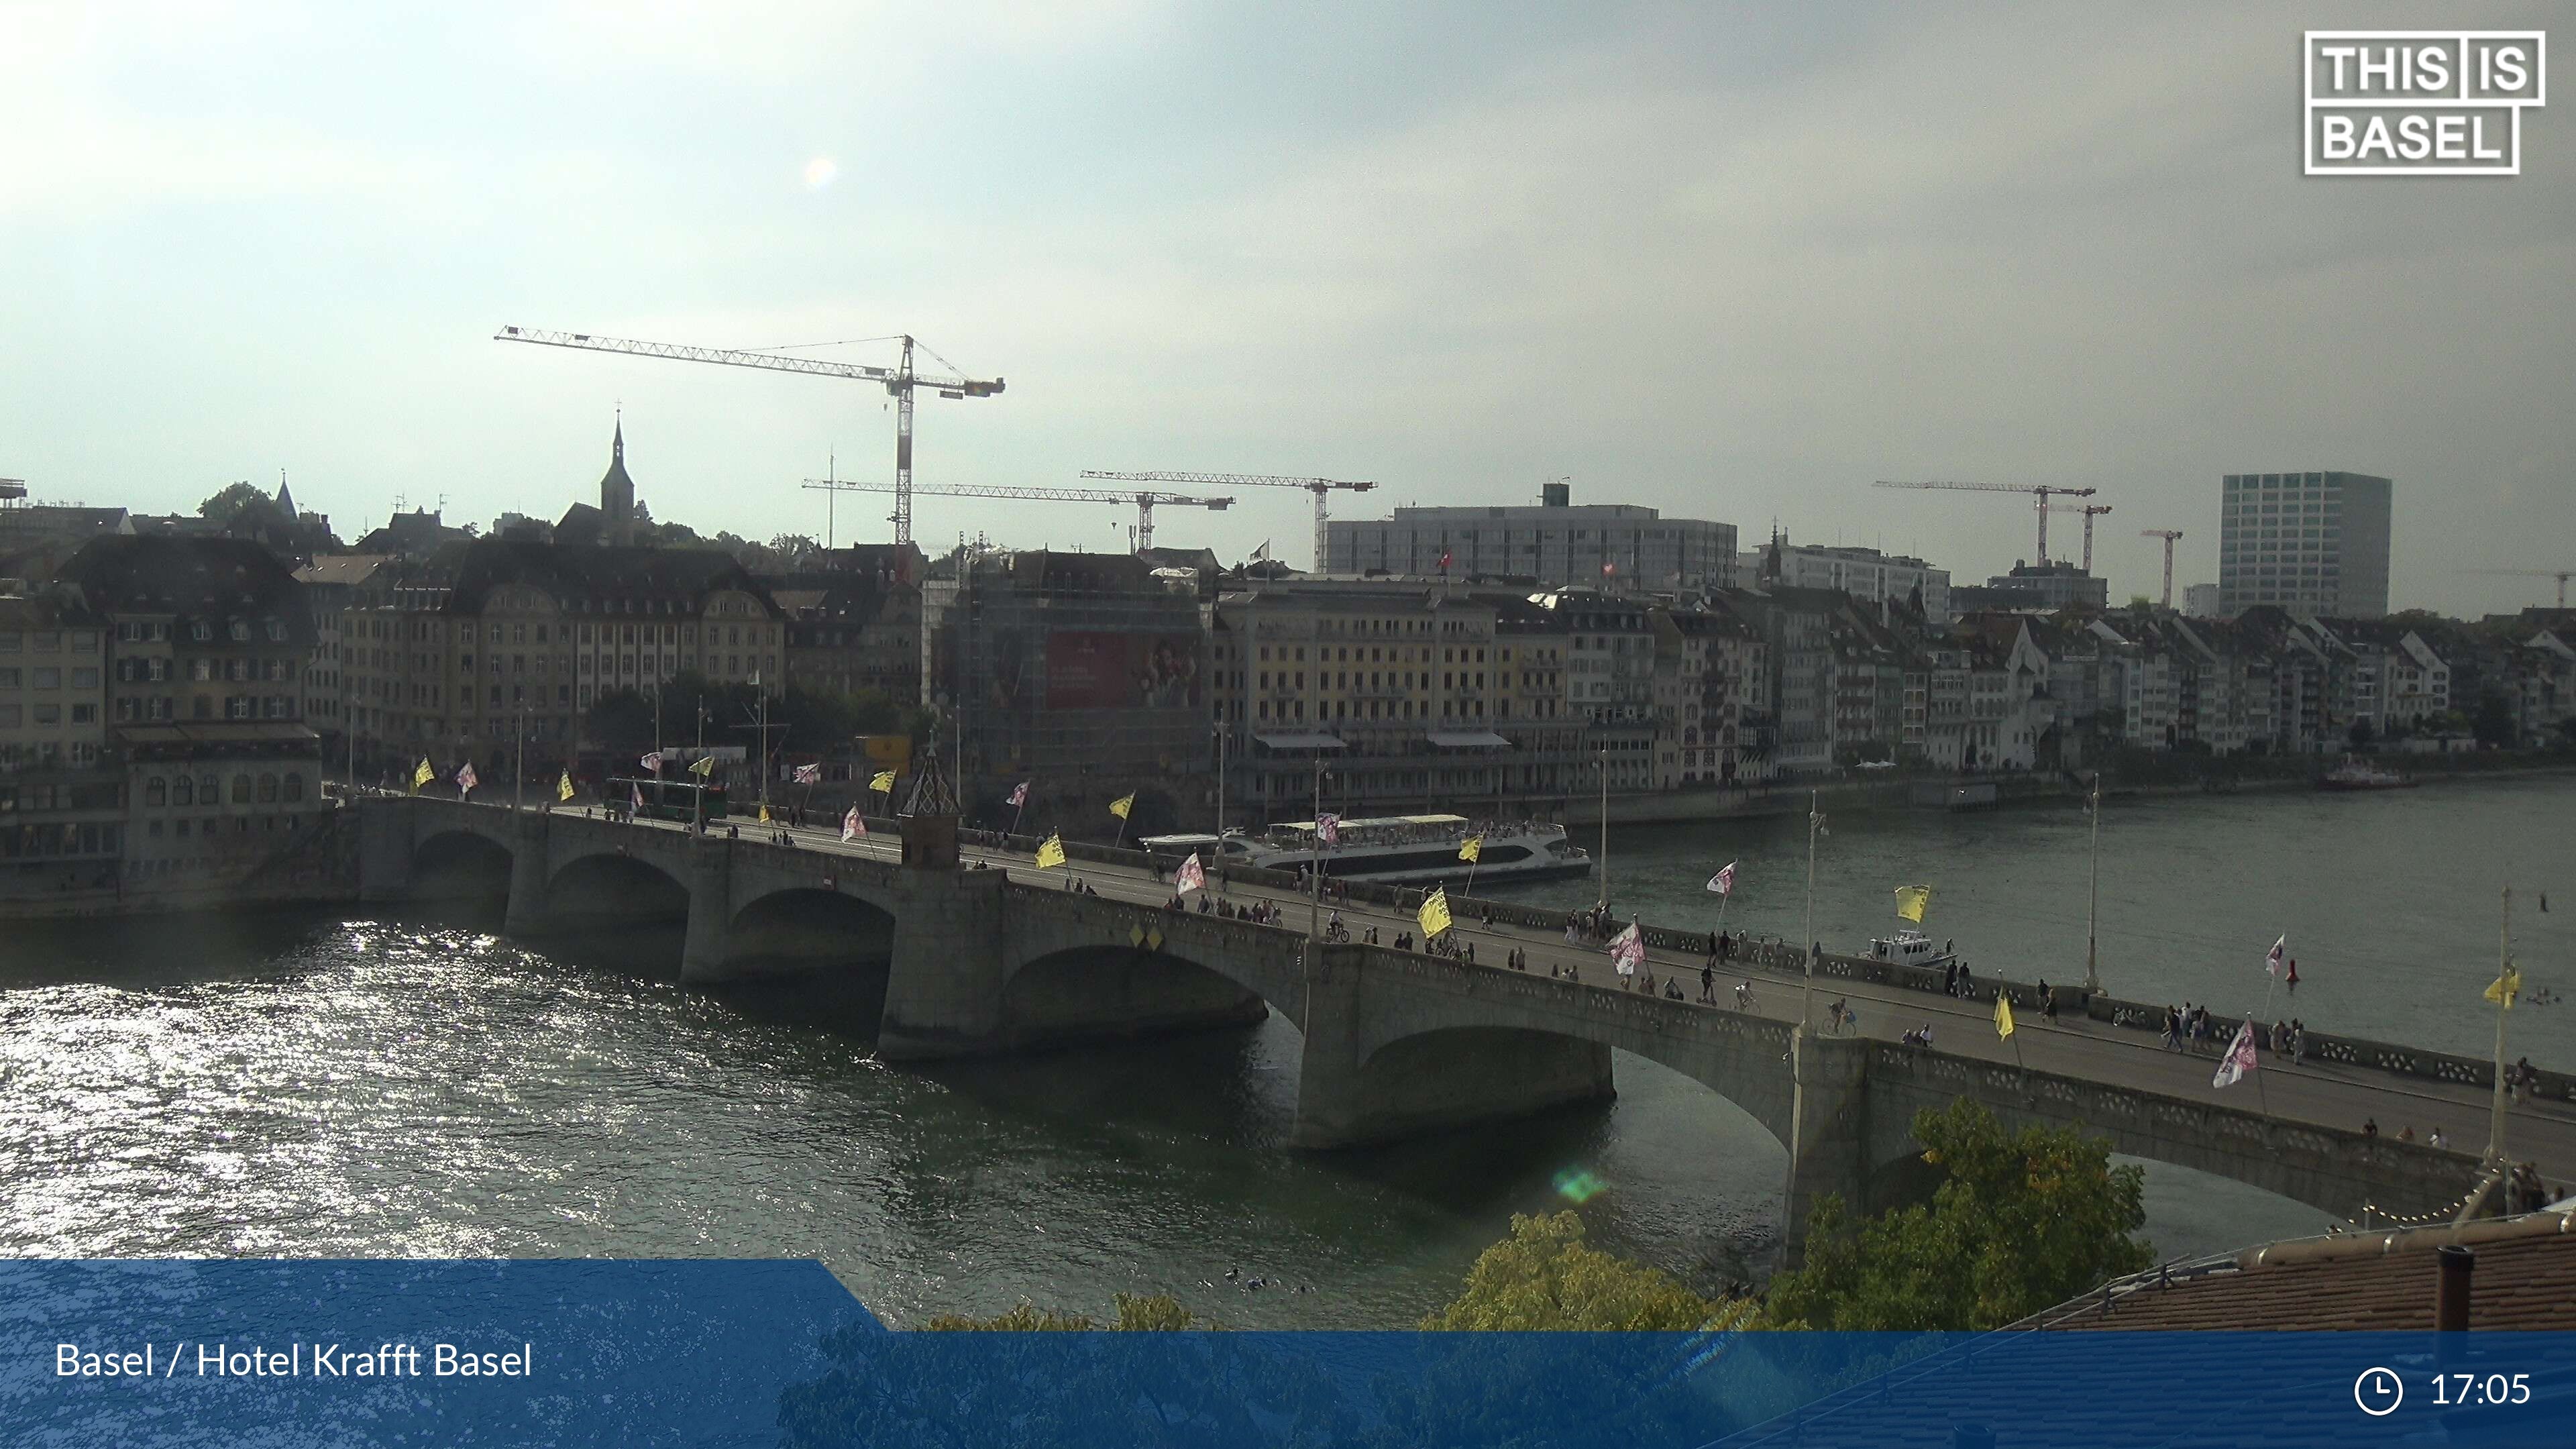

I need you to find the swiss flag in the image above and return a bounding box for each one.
[1439,551,1452,572]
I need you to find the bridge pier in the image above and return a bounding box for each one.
[1291,949,1617,1149]
[356,800,414,904]
[1781,1032,1878,1260]
[501,810,553,936]
[678,836,735,984]
[876,867,1012,1059]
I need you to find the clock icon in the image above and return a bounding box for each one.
[2355,1366,2405,1417]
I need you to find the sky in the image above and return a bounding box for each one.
[0,1,2567,615]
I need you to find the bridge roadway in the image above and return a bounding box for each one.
[362,797,2571,1248]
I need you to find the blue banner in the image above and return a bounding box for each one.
[7,1260,2574,1447]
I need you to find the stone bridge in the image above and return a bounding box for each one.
[357,796,2481,1250]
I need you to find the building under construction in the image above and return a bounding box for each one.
[926,549,1210,833]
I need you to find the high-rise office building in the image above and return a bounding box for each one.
[2216,472,2390,619]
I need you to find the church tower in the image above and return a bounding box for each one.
[598,413,636,545]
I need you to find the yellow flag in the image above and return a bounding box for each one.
[1036,833,1067,869]
[557,771,574,802]
[1994,994,2015,1038]
[411,757,433,791]
[1458,835,1482,863]
[758,803,772,823]
[1418,886,1452,938]
[870,769,896,793]
[1109,792,1135,820]
[2486,965,2522,1009]
[689,755,715,778]
[1894,885,1931,923]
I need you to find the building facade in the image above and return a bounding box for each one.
[1745,537,1951,624]
[1324,484,1737,592]
[2217,471,2392,619]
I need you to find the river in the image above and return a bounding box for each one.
[1,777,2565,1329]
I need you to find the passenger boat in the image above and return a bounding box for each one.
[1866,928,1955,971]
[2317,756,2416,791]
[1214,814,1592,887]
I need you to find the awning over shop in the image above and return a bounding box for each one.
[1252,731,1348,750]
[1425,730,1513,749]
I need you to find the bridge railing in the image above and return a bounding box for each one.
[942,816,2576,1108]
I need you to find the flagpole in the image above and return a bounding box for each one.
[2488,885,2513,1167]
[2084,769,2102,994]
[1802,790,1819,1035]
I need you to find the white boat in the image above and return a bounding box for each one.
[1866,928,1956,970]
[1216,814,1592,888]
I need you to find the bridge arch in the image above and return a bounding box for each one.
[999,943,1269,1049]
[724,887,899,977]
[407,828,514,907]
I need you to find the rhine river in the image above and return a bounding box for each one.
[1,775,2567,1329]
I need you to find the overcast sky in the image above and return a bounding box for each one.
[2,1,2567,614]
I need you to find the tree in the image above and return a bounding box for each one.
[2471,688,2518,748]
[198,481,276,530]
[2348,716,2376,748]
[584,688,658,754]
[1420,1211,1746,1332]
[1764,1099,2152,1331]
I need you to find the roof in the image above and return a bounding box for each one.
[56,535,313,642]
[392,539,782,618]
[2037,1208,2576,1332]
[294,554,392,588]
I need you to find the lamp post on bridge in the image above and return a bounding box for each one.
[2084,769,2103,995]
[1307,757,1330,945]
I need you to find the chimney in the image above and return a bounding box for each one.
[2435,1244,2474,1333]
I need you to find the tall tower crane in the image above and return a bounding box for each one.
[802,478,1231,551]
[2042,502,2114,572]
[1872,480,2099,565]
[496,326,1004,548]
[2467,568,2575,607]
[2139,529,2184,608]
[1079,471,1375,572]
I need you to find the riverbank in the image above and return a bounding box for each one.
[1552,748,2576,827]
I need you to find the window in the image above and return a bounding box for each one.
[199,773,219,803]
[32,667,58,689]
[284,773,303,802]
[32,703,59,725]
[258,773,278,804]
[174,775,193,806]
[70,704,95,724]
[264,621,286,642]
[227,621,249,641]
[147,777,167,807]
[231,775,252,804]
[0,669,15,688]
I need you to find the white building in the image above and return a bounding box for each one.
[1326,483,1735,592]
[1741,537,1951,624]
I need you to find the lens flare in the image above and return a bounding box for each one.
[1552,1169,1607,1203]
[803,156,838,190]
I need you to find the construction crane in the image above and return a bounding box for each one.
[2467,568,2575,607]
[1080,471,1375,572]
[2041,502,2114,572]
[2140,529,2184,608]
[496,326,1003,548]
[801,478,1231,552]
[1872,480,2099,565]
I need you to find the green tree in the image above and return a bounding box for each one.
[2471,688,2518,748]
[1420,1211,1748,1332]
[1764,1099,2152,1331]
[199,481,277,530]
[583,688,657,754]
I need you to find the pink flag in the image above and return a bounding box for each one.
[1609,922,1645,976]
[455,762,478,795]
[2265,934,2286,977]
[1707,862,1736,896]
[1175,852,1207,894]
[2212,1021,2259,1088]
[1316,813,1340,847]
[631,783,643,814]
[794,761,822,786]
[841,806,862,842]
[641,752,662,775]
[1008,780,1029,808]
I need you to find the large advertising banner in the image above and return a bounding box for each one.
[1044,631,1201,710]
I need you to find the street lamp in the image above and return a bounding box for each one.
[1593,745,1609,912]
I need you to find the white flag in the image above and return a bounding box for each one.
[641,751,662,775]
[1175,853,1207,895]
[2212,1021,2259,1089]
[1609,922,1645,976]
[1315,813,1340,847]
[842,806,863,842]
[1707,862,1736,896]
[2265,934,2286,977]
[1252,540,1273,564]
[455,762,478,795]
[794,761,822,785]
